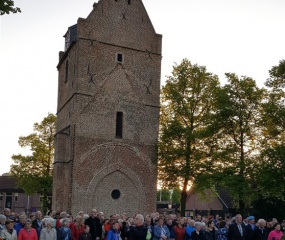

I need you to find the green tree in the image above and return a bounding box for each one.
[156,187,181,203]
[159,59,220,216]
[265,59,285,89]
[210,73,265,214]
[11,113,56,214]
[250,60,285,217]
[0,0,21,15]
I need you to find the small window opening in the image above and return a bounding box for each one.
[14,193,18,202]
[111,189,121,200]
[128,0,131,5]
[116,53,123,63]
[116,112,123,138]
[65,60,69,82]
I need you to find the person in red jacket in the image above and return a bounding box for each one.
[18,219,38,240]
[71,215,85,240]
[174,218,186,240]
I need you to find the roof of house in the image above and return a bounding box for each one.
[0,175,24,193]
[186,185,234,210]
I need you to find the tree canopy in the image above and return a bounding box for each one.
[159,59,220,216]
[11,113,56,213]
[159,58,285,217]
[0,0,21,15]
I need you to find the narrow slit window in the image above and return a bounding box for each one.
[128,0,131,5]
[65,60,69,82]
[14,193,18,202]
[116,53,123,63]
[116,112,123,138]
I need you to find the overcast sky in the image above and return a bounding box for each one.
[0,0,285,175]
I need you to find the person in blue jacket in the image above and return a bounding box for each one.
[153,217,170,240]
[185,219,195,240]
[107,221,121,240]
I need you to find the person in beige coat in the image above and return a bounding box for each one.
[40,218,57,240]
[1,219,17,240]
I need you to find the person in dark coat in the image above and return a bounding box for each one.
[32,211,43,240]
[129,214,147,240]
[228,214,246,240]
[251,219,268,240]
[84,209,102,240]
[166,219,176,240]
[244,216,256,240]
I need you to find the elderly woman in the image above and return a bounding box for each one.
[18,219,38,240]
[40,218,57,240]
[1,219,17,240]
[57,218,72,240]
[191,222,204,240]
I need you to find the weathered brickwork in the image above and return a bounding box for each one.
[52,0,162,216]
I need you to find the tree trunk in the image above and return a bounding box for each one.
[180,178,189,217]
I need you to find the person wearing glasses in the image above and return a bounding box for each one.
[18,219,38,240]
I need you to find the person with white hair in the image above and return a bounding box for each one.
[191,222,204,240]
[252,219,268,240]
[57,218,72,240]
[40,218,57,240]
[227,214,245,240]
[0,214,7,235]
[129,214,147,240]
[84,209,102,240]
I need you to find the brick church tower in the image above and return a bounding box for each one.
[52,0,162,215]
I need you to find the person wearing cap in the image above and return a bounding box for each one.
[244,216,256,240]
[18,218,38,240]
[0,219,17,240]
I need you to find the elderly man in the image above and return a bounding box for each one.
[129,214,147,240]
[228,214,246,240]
[252,219,268,240]
[84,209,102,240]
[3,208,12,220]
[32,211,43,239]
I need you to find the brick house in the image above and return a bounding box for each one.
[185,187,235,218]
[0,174,41,213]
[52,0,162,216]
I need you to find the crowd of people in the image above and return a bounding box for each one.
[0,207,285,240]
